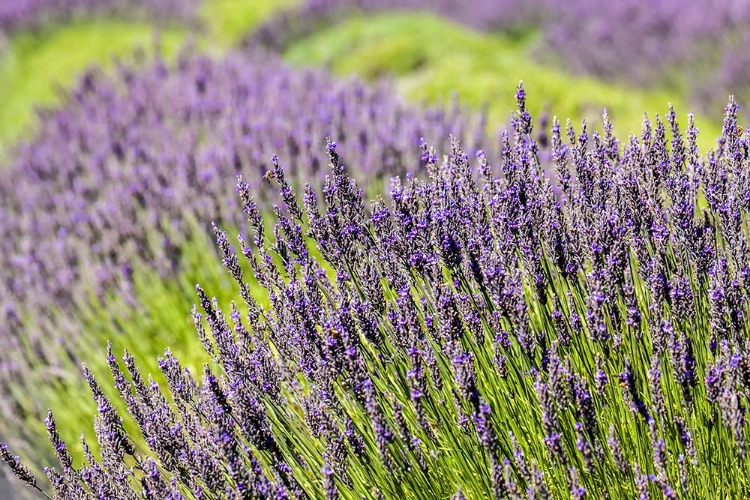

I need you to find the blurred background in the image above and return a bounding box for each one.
[1,0,748,497]
[4,0,750,157]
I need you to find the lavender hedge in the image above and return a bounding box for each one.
[248,0,750,112]
[540,0,750,109]
[0,49,481,468]
[0,0,198,34]
[5,86,750,498]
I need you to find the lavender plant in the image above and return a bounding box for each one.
[0,49,481,472]
[539,0,750,110]
[5,86,750,498]
[0,0,198,34]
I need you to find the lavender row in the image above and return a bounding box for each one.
[0,50,480,434]
[247,0,750,112]
[5,87,750,498]
[0,0,198,34]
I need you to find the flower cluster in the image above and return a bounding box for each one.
[0,0,198,34]
[0,49,480,463]
[248,0,750,113]
[5,86,750,498]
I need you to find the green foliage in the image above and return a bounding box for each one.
[283,12,723,150]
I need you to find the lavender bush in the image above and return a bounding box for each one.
[0,49,481,471]
[540,0,750,110]
[0,0,198,34]
[5,86,750,498]
[248,0,750,113]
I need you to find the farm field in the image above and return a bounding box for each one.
[1,1,749,499]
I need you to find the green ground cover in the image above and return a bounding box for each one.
[0,3,725,158]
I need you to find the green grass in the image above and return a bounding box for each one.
[0,4,727,159]
[283,12,724,150]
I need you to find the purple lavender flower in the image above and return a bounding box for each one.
[0,444,37,489]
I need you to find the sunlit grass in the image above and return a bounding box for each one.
[0,5,726,159]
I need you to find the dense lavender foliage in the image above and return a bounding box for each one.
[0,0,198,34]
[0,49,478,448]
[248,0,750,111]
[542,0,750,107]
[6,87,750,498]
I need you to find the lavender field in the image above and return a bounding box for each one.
[1,1,750,499]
